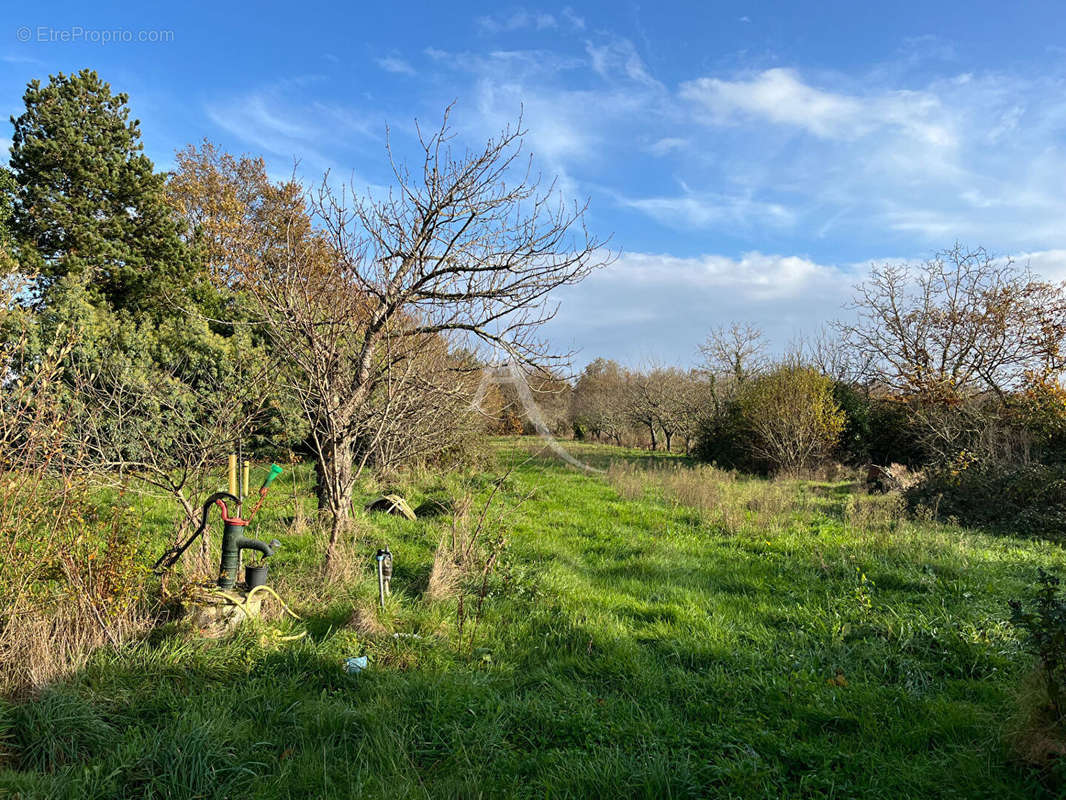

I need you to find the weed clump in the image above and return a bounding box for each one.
[347,603,387,636]
[1010,570,1066,718]
[426,469,530,652]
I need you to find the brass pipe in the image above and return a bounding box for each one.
[228,454,238,497]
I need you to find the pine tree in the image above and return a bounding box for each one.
[0,166,16,273]
[9,69,191,316]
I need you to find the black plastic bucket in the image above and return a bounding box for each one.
[245,564,268,589]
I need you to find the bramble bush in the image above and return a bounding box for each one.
[905,460,1066,535]
[831,384,925,467]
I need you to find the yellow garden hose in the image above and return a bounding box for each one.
[202,584,307,641]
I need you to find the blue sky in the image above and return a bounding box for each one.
[4,1,1066,368]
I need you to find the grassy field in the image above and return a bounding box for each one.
[1,439,1064,798]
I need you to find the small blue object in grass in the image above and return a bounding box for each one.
[344,656,369,674]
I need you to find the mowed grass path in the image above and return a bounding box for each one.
[1,441,1063,798]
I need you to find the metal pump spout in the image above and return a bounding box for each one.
[236,535,281,560]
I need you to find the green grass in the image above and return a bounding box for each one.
[1,439,1064,798]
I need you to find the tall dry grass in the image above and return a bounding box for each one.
[605,459,904,537]
[843,492,906,532]
[607,461,756,533]
[426,492,489,604]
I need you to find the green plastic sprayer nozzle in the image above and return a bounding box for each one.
[262,464,283,490]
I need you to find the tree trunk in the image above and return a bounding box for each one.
[325,508,350,565]
[648,424,657,451]
[313,457,329,510]
[315,433,356,564]
[664,431,673,452]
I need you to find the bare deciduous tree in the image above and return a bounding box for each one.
[646,366,694,453]
[838,244,1066,402]
[488,362,572,437]
[699,322,768,416]
[672,369,713,455]
[570,358,628,444]
[359,336,486,472]
[804,325,871,385]
[242,109,611,560]
[700,322,767,385]
[624,369,662,451]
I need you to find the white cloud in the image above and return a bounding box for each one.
[662,66,1066,249]
[1015,250,1066,282]
[606,250,838,298]
[205,33,1066,321]
[548,247,1066,368]
[424,46,585,78]
[682,69,861,138]
[545,250,857,367]
[205,80,380,173]
[428,43,1066,254]
[898,34,957,64]
[585,38,660,87]
[424,40,668,206]
[562,7,586,30]
[621,192,795,230]
[2,53,42,65]
[648,137,687,156]
[986,104,1024,142]
[208,94,314,152]
[477,10,558,34]
[680,68,955,146]
[375,56,415,75]
[191,22,1066,367]
[472,76,596,162]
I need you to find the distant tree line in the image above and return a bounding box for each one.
[559,245,1066,531]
